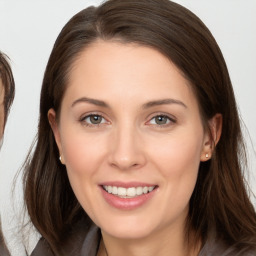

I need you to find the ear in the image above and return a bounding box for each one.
[200,113,222,162]
[48,108,65,164]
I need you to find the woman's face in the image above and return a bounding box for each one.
[0,79,5,139]
[50,41,212,240]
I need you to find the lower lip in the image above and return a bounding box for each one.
[100,186,157,210]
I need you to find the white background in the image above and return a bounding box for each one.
[0,0,255,255]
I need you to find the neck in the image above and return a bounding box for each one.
[99,226,200,256]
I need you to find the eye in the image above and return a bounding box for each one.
[81,114,108,126]
[148,115,175,126]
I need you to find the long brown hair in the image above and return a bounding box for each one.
[23,0,256,254]
[0,52,15,255]
[0,52,15,130]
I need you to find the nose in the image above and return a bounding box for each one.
[108,124,146,171]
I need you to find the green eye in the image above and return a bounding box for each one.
[81,114,107,126]
[149,115,174,125]
[89,115,103,124]
[155,116,169,125]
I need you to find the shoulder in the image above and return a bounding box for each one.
[199,236,256,256]
[31,222,100,256]
[30,237,53,256]
[0,238,10,256]
[0,226,9,256]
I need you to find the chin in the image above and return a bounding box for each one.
[98,214,161,240]
[103,225,155,240]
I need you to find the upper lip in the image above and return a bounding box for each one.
[100,181,157,188]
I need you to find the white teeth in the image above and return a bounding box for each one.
[112,186,118,195]
[136,187,143,195]
[143,186,148,194]
[148,186,154,192]
[103,185,155,198]
[117,187,126,196]
[107,186,112,194]
[127,187,136,197]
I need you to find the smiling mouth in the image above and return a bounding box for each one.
[102,185,156,198]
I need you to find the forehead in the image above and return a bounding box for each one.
[68,40,191,92]
[67,40,191,95]
[61,40,200,114]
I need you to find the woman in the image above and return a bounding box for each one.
[0,52,15,146]
[25,0,256,255]
[0,51,15,256]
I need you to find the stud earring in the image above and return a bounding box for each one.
[59,156,65,165]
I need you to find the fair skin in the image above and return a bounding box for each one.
[0,79,5,139]
[49,40,222,256]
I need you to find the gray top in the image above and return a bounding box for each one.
[0,225,10,256]
[0,239,10,256]
[31,223,256,256]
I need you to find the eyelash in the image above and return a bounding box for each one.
[79,113,108,127]
[147,114,176,128]
[79,113,176,128]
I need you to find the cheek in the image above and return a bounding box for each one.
[148,127,204,203]
[62,134,104,175]
[147,133,203,220]
[149,130,203,175]
[59,130,107,210]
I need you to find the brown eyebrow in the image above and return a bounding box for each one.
[71,97,187,109]
[71,97,109,108]
[142,99,187,109]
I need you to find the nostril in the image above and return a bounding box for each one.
[110,160,142,171]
